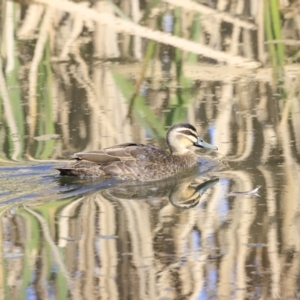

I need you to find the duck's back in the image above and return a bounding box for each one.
[58,143,199,181]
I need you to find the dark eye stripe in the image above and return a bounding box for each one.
[178,130,198,139]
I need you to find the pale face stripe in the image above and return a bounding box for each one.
[176,129,198,143]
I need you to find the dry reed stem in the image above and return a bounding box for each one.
[265,39,300,45]
[17,4,44,39]
[163,0,257,29]
[94,196,119,299]
[70,48,99,150]
[28,8,53,140]
[71,48,121,148]
[120,200,154,297]
[93,1,120,58]
[102,70,130,145]
[131,0,142,60]
[243,29,254,59]
[34,0,260,68]
[233,173,255,297]
[80,199,96,300]
[280,71,300,126]
[257,83,278,163]
[214,83,233,156]
[0,57,21,161]
[258,166,281,298]
[4,1,14,73]
[59,3,87,60]
[23,205,80,299]
[291,95,300,153]
[229,0,244,56]
[0,205,13,294]
[111,62,300,82]
[58,197,84,247]
[256,0,266,64]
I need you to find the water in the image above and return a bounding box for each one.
[2,0,300,299]
[1,117,298,299]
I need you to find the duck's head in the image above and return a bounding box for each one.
[166,123,218,154]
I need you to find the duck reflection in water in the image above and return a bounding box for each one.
[102,176,219,209]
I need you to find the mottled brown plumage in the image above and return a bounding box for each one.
[57,123,217,181]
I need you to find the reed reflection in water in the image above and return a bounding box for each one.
[1,0,300,298]
[0,76,300,298]
[1,172,221,299]
[0,155,299,299]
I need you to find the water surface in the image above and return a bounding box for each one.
[1,0,300,299]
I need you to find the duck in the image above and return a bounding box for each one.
[57,123,218,181]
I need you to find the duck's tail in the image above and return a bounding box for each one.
[56,168,76,176]
[56,166,104,178]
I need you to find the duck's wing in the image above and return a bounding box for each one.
[72,143,150,164]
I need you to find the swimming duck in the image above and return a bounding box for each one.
[57,123,217,181]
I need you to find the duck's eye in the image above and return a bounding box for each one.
[178,130,197,138]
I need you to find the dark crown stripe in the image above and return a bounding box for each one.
[170,123,197,132]
[177,129,198,139]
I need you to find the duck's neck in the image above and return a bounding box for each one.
[171,149,198,168]
[170,148,191,155]
[171,148,196,157]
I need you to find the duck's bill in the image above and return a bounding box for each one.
[194,138,218,150]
